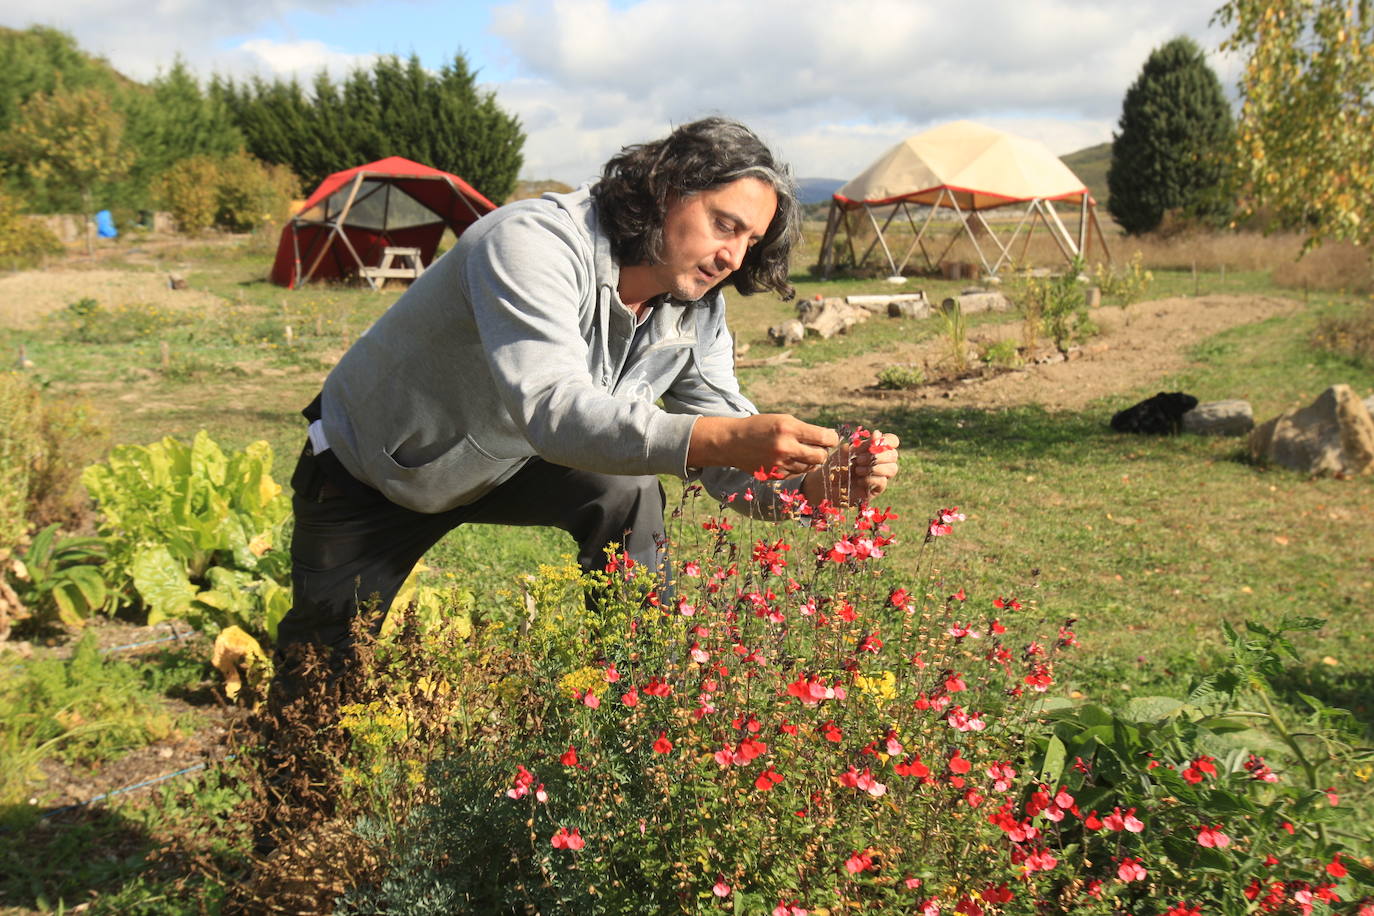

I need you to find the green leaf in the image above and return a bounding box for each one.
[51,585,86,628]
[1039,735,1067,786]
[130,544,198,623]
[1122,695,1186,723]
[63,565,107,611]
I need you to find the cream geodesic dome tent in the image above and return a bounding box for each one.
[818,121,1111,278]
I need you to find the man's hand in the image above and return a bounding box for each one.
[688,414,839,476]
[802,429,901,507]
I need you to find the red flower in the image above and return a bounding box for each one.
[652,731,673,754]
[755,766,785,791]
[506,764,536,799]
[845,850,876,874]
[560,745,579,767]
[948,750,971,775]
[894,756,930,779]
[1326,854,1348,878]
[621,686,640,707]
[1162,904,1201,916]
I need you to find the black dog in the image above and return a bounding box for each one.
[1110,391,1198,435]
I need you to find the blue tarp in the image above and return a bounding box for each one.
[96,210,117,238]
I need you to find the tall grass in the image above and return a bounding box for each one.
[803,216,1373,295]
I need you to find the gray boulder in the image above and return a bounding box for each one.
[1249,384,1374,476]
[1182,400,1254,436]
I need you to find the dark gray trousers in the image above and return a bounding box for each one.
[274,441,667,664]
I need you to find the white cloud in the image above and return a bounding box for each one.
[490,0,1235,178]
[3,0,371,80]
[232,38,378,79]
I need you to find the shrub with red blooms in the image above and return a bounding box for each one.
[338,438,1374,914]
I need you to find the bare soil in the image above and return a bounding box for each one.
[746,294,1301,414]
[0,268,227,329]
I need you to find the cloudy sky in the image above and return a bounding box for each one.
[2,0,1238,185]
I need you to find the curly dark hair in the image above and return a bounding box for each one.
[591,117,800,301]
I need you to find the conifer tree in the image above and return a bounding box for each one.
[1107,36,1234,234]
[221,53,523,202]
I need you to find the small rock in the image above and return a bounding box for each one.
[1183,400,1254,436]
[767,319,805,347]
[1249,384,1374,476]
[167,272,188,290]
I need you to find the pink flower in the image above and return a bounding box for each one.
[550,826,584,850]
[689,643,709,663]
[1022,848,1057,874]
[1196,824,1230,848]
[1117,857,1146,882]
[1102,806,1144,832]
[621,686,640,707]
[713,879,732,898]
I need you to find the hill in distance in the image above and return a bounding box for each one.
[1061,141,1111,206]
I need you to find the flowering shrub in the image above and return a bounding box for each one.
[340,433,1373,914]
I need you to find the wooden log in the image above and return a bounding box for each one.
[736,350,800,369]
[802,301,869,339]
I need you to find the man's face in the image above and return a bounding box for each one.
[651,177,778,301]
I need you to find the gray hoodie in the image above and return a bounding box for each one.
[319,187,802,516]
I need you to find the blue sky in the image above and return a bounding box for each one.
[3,0,1235,185]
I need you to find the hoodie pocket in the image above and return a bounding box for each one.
[378,435,524,512]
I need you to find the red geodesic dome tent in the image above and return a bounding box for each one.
[270,156,497,288]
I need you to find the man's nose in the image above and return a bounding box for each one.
[718,236,748,271]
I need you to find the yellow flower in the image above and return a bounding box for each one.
[854,670,897,700]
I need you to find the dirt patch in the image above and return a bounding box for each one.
[0,269,227,329]
[744,294,1301,414]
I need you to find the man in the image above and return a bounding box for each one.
[274,117,900,671]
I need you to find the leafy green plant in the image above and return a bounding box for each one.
[875,364,926,390]
[1029,615,1374,910]
[80,430,292,640]
[9,523,108,628]
[0,371,38,558]
[1095,251,1155,305]
[980,338,1023,368]
[1014,262,1098,355]
[0,631,201,810]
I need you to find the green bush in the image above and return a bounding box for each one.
[1311,304,1374,369]
[875,364,926,390]
[212,150,299,232]
[335,488,1374,914]
[0,374,101,556]
[0,189,64,270]
[154,152,299,234]
[980,339,1022,368]
[0,373,39,558]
